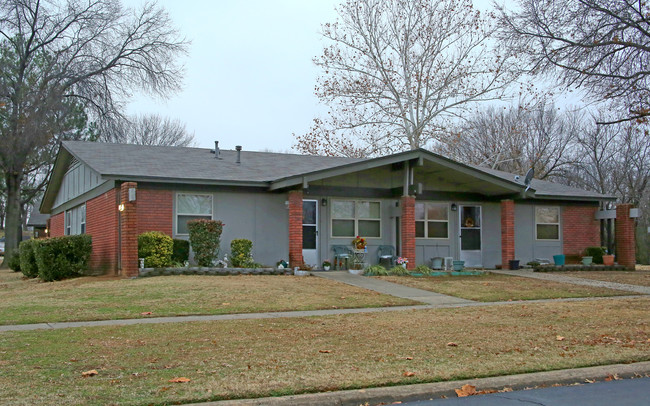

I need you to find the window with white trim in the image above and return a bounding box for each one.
[176,193,213,235]
[331,200,381,238]
[65,203,86,235]
[415,202,449,239]
[65,210,71,235]
[535,206,560,240]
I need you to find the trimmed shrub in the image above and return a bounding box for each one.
[413,265,432,275]
[388,265,410,276]
[364,264,388,276]
[35,235,92,282]
[188,219,224,266]
[585,246,606,264]
[230,239,254,268]
[138,231,173,268]
[7,250,22,272]
[19,239,39,278]
[172,239,190,264]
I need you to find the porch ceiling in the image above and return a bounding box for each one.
[416,160,519,196]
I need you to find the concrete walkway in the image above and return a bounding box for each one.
[314,271,474,305]
[492,269,650,295]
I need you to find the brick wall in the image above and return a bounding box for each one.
[400,196,415,270]
[120,182,138,277]
[616,204,636,269]
[288,190,303,267]
[501,200,515,269]
[86,188,119,274]
[49,212,65,237]
[136,189,173,236]
[562,205,600,256]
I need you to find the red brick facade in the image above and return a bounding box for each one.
[120,182,139,277]
[49,212,65,237]
[501,200,515,269]
[86,189,119,274]
[562,205,600,256]
[136,189,173,236]
[400,196,416,270]
[615,204,636,269]
[288,190,303,267]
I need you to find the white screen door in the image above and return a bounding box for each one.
[459,205,482,267]
[302,200,318,266]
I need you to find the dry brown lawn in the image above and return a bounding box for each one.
[0,269,415,325]
[376,273,633,301]
[0,297,647,405]
[562,271,650,287]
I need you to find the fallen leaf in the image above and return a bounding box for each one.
[455,384,476,397]
[82,370,98,377]
[447,342,458,347]
[405,357,413,360]
[585,378,595,383]
[140,312,152,315]
[318,350,331,353]
[169,377,190,383]
[556,335,565,341]
[403,371,416,377]
[605,374,620,381]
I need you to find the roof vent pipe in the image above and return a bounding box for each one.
[214,141,221,159]
[236,145,242,165]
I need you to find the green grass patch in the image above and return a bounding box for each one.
[376,273,633,301]
[0,298,647,405]
[0,270,416,325]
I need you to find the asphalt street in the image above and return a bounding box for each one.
[403,377,649,406]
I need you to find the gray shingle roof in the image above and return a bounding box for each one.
[63,141,362,184]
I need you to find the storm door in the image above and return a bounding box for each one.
[459,205,482,267]
[302,200,319,266]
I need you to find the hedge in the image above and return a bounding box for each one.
[230,239,253,268]
[7,250,22,272]
[34,235,92,281]
[138,231,173,268]
[172,239,190,264]
[19,239,39,278]
[187,219,224,266]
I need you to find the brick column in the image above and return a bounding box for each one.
[615,204,636,270]
[120,182,138,277]
[501,199,515,269]
[288,190,303,268]
[400,196,416,270]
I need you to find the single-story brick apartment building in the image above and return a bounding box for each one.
[40,141,636,277]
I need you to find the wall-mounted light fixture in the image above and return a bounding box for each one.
[450,203,457,211]
[284,200,289,210]
[118,203,125,212]
[321,198,328,207]
[128,187,136,202]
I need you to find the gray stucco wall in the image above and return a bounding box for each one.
[172,190,289,267]
[514,203,563,264]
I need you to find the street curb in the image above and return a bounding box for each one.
[186,361,650,406]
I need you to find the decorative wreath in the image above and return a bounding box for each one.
[464,217,475,227]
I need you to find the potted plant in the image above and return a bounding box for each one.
[602,253,615,266]
[322,260,331,271]
[351,236,367,250]
[396,257,409,268]
[294,263,312,276]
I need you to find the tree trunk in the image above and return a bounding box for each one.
[0,172,23,269]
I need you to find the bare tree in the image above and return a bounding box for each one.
[104,114,195,147]
[440,101,579,179]
[497,0,650,124]
[0,0,187,264]
[294,0,518,157]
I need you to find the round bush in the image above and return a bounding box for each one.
[138,231,173,268]
[187,219,224,267]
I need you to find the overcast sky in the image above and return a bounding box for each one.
[123,0,340,152]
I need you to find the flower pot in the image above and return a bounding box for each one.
[452,260,465,271]
[348,268,364,275]
[602,254,615,266]
[401,263,407,269]
[553,255,565,266]
[323,266,330,271]
[581,256,593,266]
[508,259,520,270]
[431,257,444,270]
[294,269,309,276]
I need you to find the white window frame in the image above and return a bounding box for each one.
[65,203,86,235]
[65,210,71,235]
[535,206,561,241]
[415,202,450,239]
[175,193,213,235]
[330,200,382,239]
[80,204,86,234]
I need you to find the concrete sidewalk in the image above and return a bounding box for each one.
[492,269,650,295]
[314,271,473,305]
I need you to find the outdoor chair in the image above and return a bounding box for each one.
[332,245,352,270]
[377,245,396,267]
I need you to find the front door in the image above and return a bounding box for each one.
[459,205,482,267]
[302,200,318,266]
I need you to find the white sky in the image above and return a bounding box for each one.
[124,0,340,152]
